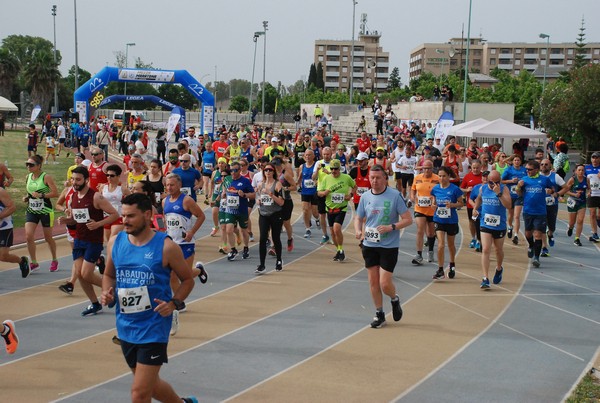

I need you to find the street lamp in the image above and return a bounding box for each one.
[435,49,445,86]
[349,0,358,104]
[122,42,135,118]
[539,33,550,94]
[462,0,473,122]
[249,31,265,119]
[261,21,268,122]
[51,5,58,114]
[73,0,79,91]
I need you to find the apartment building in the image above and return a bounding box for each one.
[314,31,390,93]
[409,37,600,81]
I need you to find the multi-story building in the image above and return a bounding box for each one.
[409,37,600,81]
[314,30,389,93]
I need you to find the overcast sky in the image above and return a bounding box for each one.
[3,0,599,89]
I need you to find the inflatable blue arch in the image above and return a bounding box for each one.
[73,67,214,137]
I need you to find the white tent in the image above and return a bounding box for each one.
[0,96,18,112]
[449,118,489,138]
[472,118,546,140]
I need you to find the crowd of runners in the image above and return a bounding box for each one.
[3,118,600,402]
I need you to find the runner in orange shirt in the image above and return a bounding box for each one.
[410,159,439,264]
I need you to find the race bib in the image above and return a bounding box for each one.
[545,195,555,206]
[567,197,576,209]
[356,187,369,196]
[364,227,380,243]
[510,185,518,195]
[181,187,191,196]
[227,195,240,207]
[28,198,44,211]
[204,163,213,170]
[297,152,304,159]
[483,213,500,227]
[118,286,151,314]
[590,181,600,191]
[166,216,182,230]
[260,194,273,206]
[303,179,315,188]
[72,208,90,223]
[436,207,450,218]
[417,196,432,207]
[331,193,345,204]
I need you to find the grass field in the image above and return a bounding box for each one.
[567,371,600,402]
[1,130,76,228]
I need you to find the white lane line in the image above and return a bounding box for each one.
[499,322,585,362]
[520,294,600,326]
[552,256,600,272]
[529,270,600,294]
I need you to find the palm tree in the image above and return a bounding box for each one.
[23,51,61,114]
[0,48,20,99]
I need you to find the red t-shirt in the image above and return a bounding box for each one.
[213,140,229,159]
[460,172,482,201]
[356,137,370,152]
[88,161,108,191]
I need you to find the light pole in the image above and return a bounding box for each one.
[435,49,445,86]
[462,0,473,122]
[214,65,218,111]
[249,31,264,119]
[261,21,268,122]
[73,0,79,92]
[349,0,358,104]
[122,43,135,118]
[539,33,550,94]
[51,5,58,114]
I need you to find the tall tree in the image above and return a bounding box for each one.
[316,62,324,91]
[573,17,588,70]
[308,63,317,87]
[0,48,19,98]
[388,67,401,90]
[23,51,61,113]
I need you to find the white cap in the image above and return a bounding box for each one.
[356,152,369,161]
[482,143,489,148]
[82,159,92,168]
[271,137,280,142]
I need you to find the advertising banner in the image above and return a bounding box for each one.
[30,105,41,123]
[435,111,455,144]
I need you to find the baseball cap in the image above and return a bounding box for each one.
[592,152,600,158]
[330,159,341,169]
[482,170,490,176]
[337,144,346,150]
[271,137,279,142]
[75,152,85,159]
[482,143,489,148]
[356,152,369,161]
[376,146,385,151]
[217,157,228,164]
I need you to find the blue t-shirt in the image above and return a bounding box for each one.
[470,183,484,215]
[224,175,254,215]
[431,183,464,224]
[113,231,172,344]
[172,167,201,201]
[501,165,527,199]
[301,163,318,196]
[521,174,553,216]
[356,186,408,248]
[478,183,507,231]
[201,151,216,175]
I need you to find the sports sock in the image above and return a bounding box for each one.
[526,236,534,248]
[1,324,8,336]
[417,251,422,256]
[534,239,542,258]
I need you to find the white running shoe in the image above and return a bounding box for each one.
[170,310,180,336]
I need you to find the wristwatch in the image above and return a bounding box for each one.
[170,298,185,311]
[391,223,397,231]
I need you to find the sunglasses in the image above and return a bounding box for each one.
[107,174,118,178]
[264,168,274,172]
[26,162,36,167]
[330,167,340,171]
[231,168,240,172]
[91,153,101,156]
[179,159,190,163]
[525,168,535,171]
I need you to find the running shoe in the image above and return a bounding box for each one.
[475,241,481,252]
[527,247,534,258]
[507,226,513,239]
[287,238,294,252]
[432,268,445,280]
[58,282,74,295]
[448,265,456,279]
[406,199,413,209]
[411,254,423,265]
[268,247,276,256]
[196,262,208,284]
[2,320,19,355]
[512,236,519,245]
[469,239,477,248]
[30,262,39,273]
[532,257,541,268]
[427,251,434,262]
[275,260,283,271]
[304,229,311,239]
[218,246,228,254]
[255,265,266,275]
[81,302,102,316]
[170,310,179,336]
[333,251,341,261]
[548,234,555,247]
[242,247,250,259]
[591,233,600,243]
[574,238,582,246]
[111,335,121,345]
[370,311,386,328]
[320,235,330,245]
[182,397,199,403]
[227,248,238,261]
[391,296,403,321]
[19,256,30,278]
[210,227,218,237]
[249,232,254,242]
[541,247,550,257]
[480,277,490,289]
[203,198,209,205]
[95,255,105,274]
[493,267,503,285]
[567,227,573,237]
[316,218,321,228]
[338,250,346,262]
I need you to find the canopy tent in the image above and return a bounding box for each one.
[0,96,18,112]
[449,118,489,138]
[472,118,546,139]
